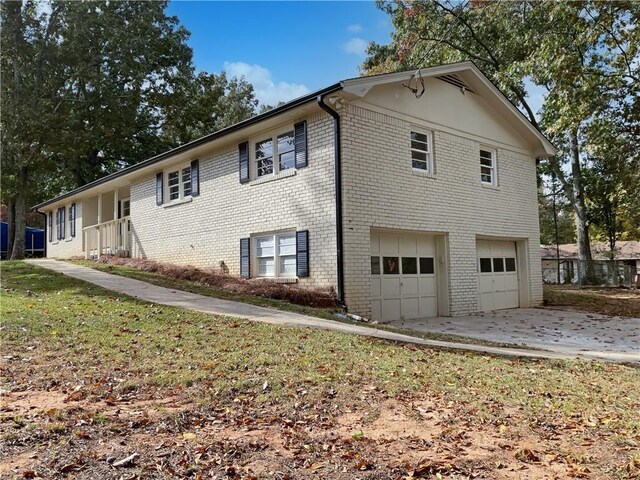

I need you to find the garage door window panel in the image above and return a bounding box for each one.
[479,258,492,273]
[420,257,435,274]
[505,258,516,272]
[402,257,418,274]
[493,258,505,272]
[383,257,399,274]
[371,256,381,275]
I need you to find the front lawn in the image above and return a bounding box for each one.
[2,261,639,479]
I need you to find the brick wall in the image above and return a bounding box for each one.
[340,102,542,316]
[129,112,338,289]
[46,202,84,258]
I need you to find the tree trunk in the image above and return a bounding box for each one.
[569,130,593,283]
[10,167,28,260]
[6,202,16,259]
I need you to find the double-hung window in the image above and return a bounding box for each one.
[255,232,297,277]
[166,163,192,202]
[411,130,433,174]
[480,147,497,185]
[255,130,295,178]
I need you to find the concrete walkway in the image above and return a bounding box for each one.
[26,259,637,363]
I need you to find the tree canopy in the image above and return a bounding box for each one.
[1,0,259,258]
[364,0,639,262]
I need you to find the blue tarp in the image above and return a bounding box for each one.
[1,222,45,255]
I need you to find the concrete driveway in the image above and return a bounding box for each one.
[389,308,640,363]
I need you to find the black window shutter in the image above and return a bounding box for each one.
[70,203,76,237]
[156,172,163,205]
[239,142,249,183]
[117,201,122,219]
[48,212,53,242]
[190,159,200,196]
[61,206,66,240]
[240,237,250,278]
[296,230,309,277]
[56,209,61,240]
[294,121,308,169]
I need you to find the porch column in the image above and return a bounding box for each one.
[97,193,102,257]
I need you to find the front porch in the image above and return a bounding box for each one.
[82,186,132,259]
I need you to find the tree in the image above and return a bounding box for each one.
[1,0,65,259]
[1,0,259,259]
[364,1,639,275]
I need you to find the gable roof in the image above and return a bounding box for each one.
[33,61,555,211]
[341,62,556,157]
[541,241,640,261]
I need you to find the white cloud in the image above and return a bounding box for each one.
[344,38,368,57]
[224,61,310,106]
[347,24,363,33]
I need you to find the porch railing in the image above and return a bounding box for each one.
[83,217,130,259]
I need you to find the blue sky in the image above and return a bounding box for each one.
[166,1,545,117]
[166,1,393,105]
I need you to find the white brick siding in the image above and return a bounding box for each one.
[129,112,337,289]
[46,202,84,258]
[340,103,542,316]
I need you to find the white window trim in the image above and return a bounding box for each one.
[410,129,434,175]
[252,127,295,180]
[164,162,192,203]
[480,146,498,186]
[119,198,131,218]
[252,230,297,279]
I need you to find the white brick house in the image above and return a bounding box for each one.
[34,62,555,320]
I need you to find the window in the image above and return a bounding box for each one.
[166,164,192,202]
[479,258,492,273]
[493,258,505,272]
[255,130,294,178]
[480,148,496,185]
[505,258,516,272]
[383,256,399,274]
[411,130,433,173]
[420,257,435,274]
[56,207,66,240]
[255,232,297,277]
[120,199,130,218]
[402,257,418,274]
[69,203,76,238]
[371,256,381,275]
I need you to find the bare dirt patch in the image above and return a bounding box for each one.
[2,388,637,479]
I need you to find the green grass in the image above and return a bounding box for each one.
[2,260,640,435]
[69,259,526,348]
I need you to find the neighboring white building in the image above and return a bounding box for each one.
[33,62,556,321]
[541,241,640,286]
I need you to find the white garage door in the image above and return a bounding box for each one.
[477,240,519,311]
[370,232,438,321]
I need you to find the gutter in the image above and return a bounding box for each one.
[32,83,342,211]
[34,208,47,258]
[317,94,346,309]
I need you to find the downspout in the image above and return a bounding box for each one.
[34,208,47,258]
[317,94,346,309]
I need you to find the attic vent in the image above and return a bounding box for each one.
[436,74,476,94]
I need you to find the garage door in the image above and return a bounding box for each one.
[370,232,437,321]
[477,240,519,311]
